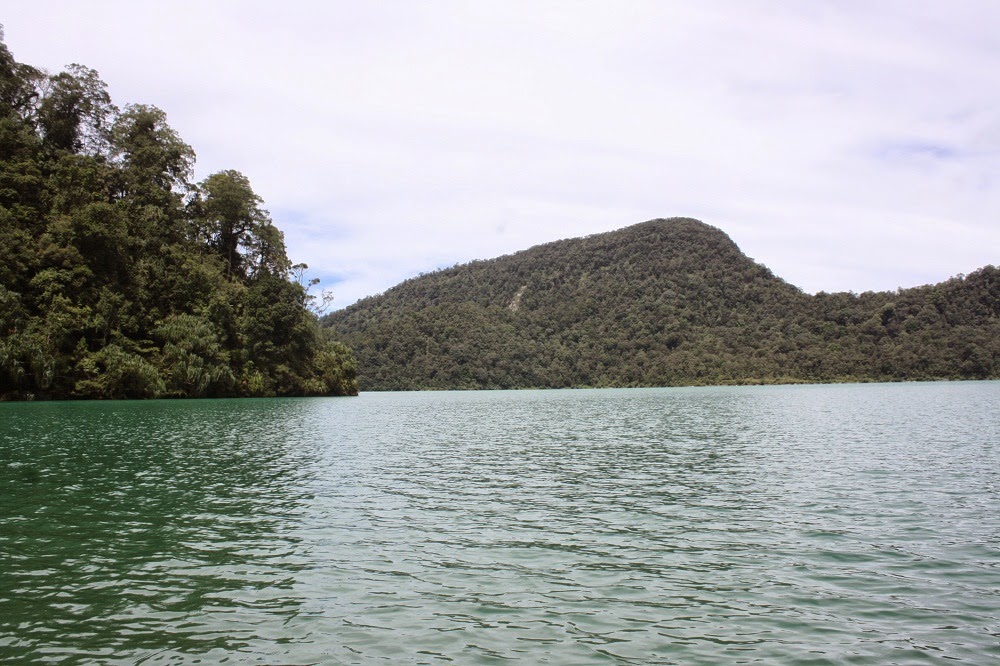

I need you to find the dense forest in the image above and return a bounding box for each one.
[0,33,357,399]
[325,217,999,391]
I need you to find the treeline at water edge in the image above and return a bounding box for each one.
[325,218,999,391]
[0,32,357,400]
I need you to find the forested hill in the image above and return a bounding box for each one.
[324,217,999,390]
[0,34,357,399]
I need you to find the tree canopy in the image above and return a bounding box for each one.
[0,34,357,400]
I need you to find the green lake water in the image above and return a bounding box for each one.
[1,382,998,664]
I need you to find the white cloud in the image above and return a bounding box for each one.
[4,0,999,306]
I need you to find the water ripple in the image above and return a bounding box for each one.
[2,383,999,664]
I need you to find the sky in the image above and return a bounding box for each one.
[4,1,999,308]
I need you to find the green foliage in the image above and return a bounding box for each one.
[325,218,999,391]
[37,64,116,155]
[315,340,359,396]
[155,314,234,397]
[189,170,289,280]
[75,344,165,399]
[0,37,357,400]
[111,104,194,205]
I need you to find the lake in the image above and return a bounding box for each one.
[1,382,998,664]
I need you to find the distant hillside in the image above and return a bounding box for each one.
[324,218,999,390]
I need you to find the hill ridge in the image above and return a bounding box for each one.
[325,217,998,390]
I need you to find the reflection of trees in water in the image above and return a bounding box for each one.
[0,398,317,661]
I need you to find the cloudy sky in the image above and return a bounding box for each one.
[4,1,999,307]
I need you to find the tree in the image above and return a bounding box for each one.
[110,104,194,208]
[37,64,116,155]
[0,25,42,122]
[190,170,289,280]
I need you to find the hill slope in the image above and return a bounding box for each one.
[325,217,1000,390]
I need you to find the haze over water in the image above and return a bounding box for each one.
[2,382,998,664]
